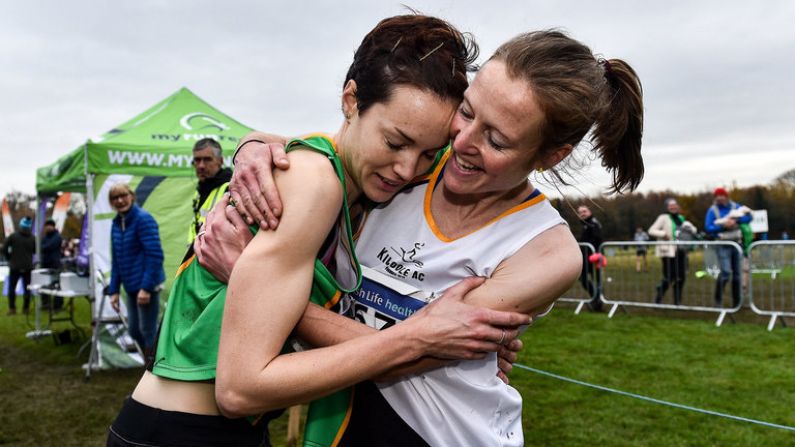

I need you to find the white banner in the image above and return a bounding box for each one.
[750,209,769,234]
[2,198,13,237]
[52,192,71,232]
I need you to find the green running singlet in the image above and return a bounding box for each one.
[152,134,362,383]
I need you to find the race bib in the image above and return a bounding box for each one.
[349,267,435,330]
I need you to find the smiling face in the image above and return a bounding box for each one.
[110,191,133,213]
[444,60,568,199]
[338,82,457,203]
[108,184,134,214]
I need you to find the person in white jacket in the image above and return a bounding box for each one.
[648,198,697,305]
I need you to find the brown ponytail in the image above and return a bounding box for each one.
[595,58,644,192]
[491,30,644,193]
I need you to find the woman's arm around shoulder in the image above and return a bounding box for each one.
[216,148,346,416]
[215,150,530,416]
[462,224,582,315]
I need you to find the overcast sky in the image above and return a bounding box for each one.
[2,0,794,200]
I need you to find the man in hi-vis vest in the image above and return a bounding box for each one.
[189,138,232,243]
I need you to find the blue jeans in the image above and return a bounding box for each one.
[715,245,741,307]
[125,290,160,350]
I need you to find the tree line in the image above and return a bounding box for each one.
[554,173,795,241]
[4,168,795,245]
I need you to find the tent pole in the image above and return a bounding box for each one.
[34,195,42,267]
[84,142,100,369]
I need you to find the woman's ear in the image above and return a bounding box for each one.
[542,144,573,170]
[341,79,359,120]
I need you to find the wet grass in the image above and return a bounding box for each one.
[518,306,795,446]
[1,293,792,446]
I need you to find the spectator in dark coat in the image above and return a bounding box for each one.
[577,205,603,311]
[106,183,165,356]
[40,219,62,270]
[40,218,64,310]
[3,217,35,315]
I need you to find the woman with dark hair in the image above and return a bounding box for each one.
[106,15,529,447]
[209,29,645,446]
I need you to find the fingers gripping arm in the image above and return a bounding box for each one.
[229,132,290,229]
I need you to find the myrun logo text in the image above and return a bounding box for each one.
[179,112,230,132]
[148,112,240,145]
[105,111,240,168]
[107,150,233,168]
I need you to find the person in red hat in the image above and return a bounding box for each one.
[704,187,751,307]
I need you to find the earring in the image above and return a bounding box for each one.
[536,167,544,173]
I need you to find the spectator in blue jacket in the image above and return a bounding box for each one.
[704,187,751,307]
[107,183,165,356]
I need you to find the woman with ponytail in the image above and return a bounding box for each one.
[212,29,646,446]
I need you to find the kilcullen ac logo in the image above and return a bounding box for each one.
[392,242,425,268]
[376,242,426,281]
[179,112,230,132]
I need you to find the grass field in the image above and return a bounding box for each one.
[0,295,793,446]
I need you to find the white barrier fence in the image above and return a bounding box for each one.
[559,241,746,326]
[599,241,745,326]
[747,240,795,330]
[557,240,795,330]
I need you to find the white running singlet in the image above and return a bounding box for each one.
[351,156,567,446]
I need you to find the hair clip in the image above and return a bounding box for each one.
[391,37,403,52]
[419,42,444,61]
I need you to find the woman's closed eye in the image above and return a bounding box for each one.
[486,132,507,151]
[458,104,474,120]
[385,137,405,150]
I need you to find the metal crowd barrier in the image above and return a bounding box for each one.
[596,240,745,326]
[558,242,599,313]
[747,240,795,331]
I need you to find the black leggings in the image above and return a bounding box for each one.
[107,397,271,447]
[656,252,688,305]
[338,381,429,446]
[7,269,31,311]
